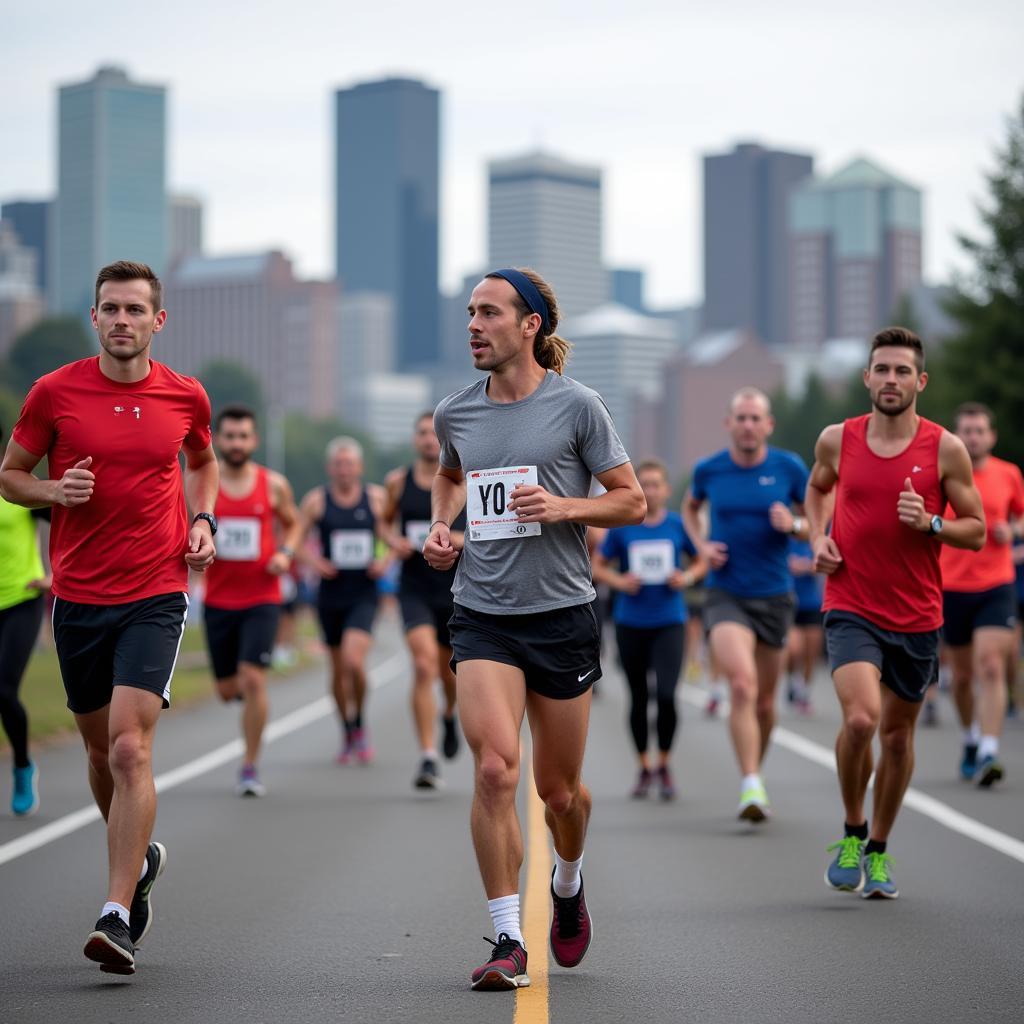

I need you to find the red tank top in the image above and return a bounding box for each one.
[204,465,282,610]
[823,414,945,632]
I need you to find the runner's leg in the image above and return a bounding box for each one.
[341,628,373,725]
[753,642,785,763]
[832,662,881,828]
[709,622,760,775]
[974,627,1011,746]
[615,624,652,769]
[653,624,685,768]
[948,643,975,733]
[237,662,269,766]
[407,624,440,753]
[871,687,923,842]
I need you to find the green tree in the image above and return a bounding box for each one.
[5,317,94,394]
[197,361,266,426]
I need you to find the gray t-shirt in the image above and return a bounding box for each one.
[434,371,629,614]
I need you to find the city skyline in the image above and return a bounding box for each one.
[2,2,1021,308]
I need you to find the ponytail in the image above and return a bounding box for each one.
[534,332,572,375]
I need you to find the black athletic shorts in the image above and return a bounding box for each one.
[203,603,281,680]
[52,592,189,714]
[703,588,795,649]
[942,584,1017,647]
[448,602,602,700]
[824,609,940,704]
[794,607,824,628]
[399,590,455,648]
[317,598,378,647]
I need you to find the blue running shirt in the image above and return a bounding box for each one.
[789,538,824,612]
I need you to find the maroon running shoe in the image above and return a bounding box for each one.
[549,871,593,968]
[470,933,529,990]
[631,767,653,799]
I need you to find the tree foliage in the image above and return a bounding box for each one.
[4,317,94,394]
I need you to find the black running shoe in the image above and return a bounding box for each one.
[413,757,441,790]
[442,714,460,760]
[84,912,135,974]
[130,841,167,945]
[549,869,593,968]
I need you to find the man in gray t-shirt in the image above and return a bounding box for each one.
[423,267,645,991]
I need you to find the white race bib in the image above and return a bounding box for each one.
[466,466,542,542]
[217,516,261,561]
[628,539,676,584]
[405,520,432,552]
[330,529,374,569]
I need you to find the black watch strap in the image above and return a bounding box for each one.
[193,512,218,535]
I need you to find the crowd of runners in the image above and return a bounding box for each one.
[1,260,1022,986]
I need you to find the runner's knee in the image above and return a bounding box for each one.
[108,731,151,779]
[844,709,878,745]
[729,676,757,708]
[476,750,519,801]
[879,721,913,757]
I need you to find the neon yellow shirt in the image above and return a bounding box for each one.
[0,496,45,611]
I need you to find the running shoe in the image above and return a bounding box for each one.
[84,912,135,974]
[657,765,676,801]
[549,870,593,968]
[737,782,770,822]
[353,727,374,765]
[442,714,461,760]
[959,743,978,781]
[631,768,653,799]
[862,851,898,899]
[413,757,440,790]
[470,933,529,990]
[824,836,865,892]
[337,730,355,765]
[975,755,1004,789]
[11,761,39,817]
[237,764,266,797]
[130,841,168,945]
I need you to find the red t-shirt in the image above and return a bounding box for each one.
[12,356,212,605]
[941,456,1024,592]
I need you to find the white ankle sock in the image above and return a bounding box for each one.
[487,894,523,946]
[101,901,130,926]
[962,725,980,746]
[553,850,583,898]
[978,735,999,760]
[741,773,762,792]
[139,858,149,882]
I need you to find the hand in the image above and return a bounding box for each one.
[788,555,815,576]
[367,558,390,581]
[666,569,689,591]
[769,501,794,534]
[700,540,729,570]
[54,457,94,507]
[813,535,843,575]
[185,521,216,572]
[616,572,643,595]
[26,575,52,593]
[391,537,416,561]
[1013,543,1024,566]
[990,521,1013,546]
[313,555,339,580]
[266,552,292,576]
[897,477,930,532]
[508,484,570,524]
[423,522,459,571]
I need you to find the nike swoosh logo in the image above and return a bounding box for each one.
[578,668,596,682]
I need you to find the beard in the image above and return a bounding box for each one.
[872,390,914,417]
[222,450,250,468]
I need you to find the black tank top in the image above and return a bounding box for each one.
[317,486,377,606]
[397,466,462,601]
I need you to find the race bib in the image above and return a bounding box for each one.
[405,520,432,552]
[628,539,676,584]
[466,466,542,542]
[217,517,261,561]
[329,529,374,569]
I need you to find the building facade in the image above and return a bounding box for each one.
[0,200,50,295]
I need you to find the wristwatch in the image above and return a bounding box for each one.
[193,512,218,536]
[790,516,805,536]
[928,514,943,536]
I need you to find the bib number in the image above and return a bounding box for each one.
[217,517,261,561]
[628,539,675,584]
[466,466,542,542]
[405,520,432,552]
[330,529,374,569]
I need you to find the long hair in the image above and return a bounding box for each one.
[488,267,572,374]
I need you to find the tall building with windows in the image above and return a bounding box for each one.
[169,194,204,265]
[51,66,167,316]
[488,151,607,319]
[0,199,50,294]
[334,77,440,367]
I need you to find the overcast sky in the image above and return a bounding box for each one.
[3,1,1021,308]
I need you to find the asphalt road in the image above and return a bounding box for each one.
[2,606,1023,1024]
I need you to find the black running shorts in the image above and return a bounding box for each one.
[703,588,796,649]
[203,603,281,680]
[399,590,455,648]
[794,607,824,628]
[824,609,940,704]
[448,602,602,700]
[52,592,189,714]
[316,598,378,647]
[942,584,1017,647]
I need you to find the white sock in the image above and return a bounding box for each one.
[962,725,981,746]
[978,735,999,760]
[422,748,438,761]
[101,901,130,926]
[487,894,524,946]
[741,773,762,792]
[553,850,583,898]
[138,858,149,882]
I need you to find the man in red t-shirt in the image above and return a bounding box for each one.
[941,402,1024,786]
[0,261,218,975]
[805,327,984,900]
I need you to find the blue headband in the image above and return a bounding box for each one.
[489,269,552,335]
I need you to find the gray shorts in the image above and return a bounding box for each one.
[703,589,795,649]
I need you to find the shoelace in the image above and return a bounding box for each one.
[865,851,894,882]
[553,889,584,939]
[482,933,523,962]
[826,836,865,869]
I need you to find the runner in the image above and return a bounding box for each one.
[424,267,645,990]
[0,260,217,973]
[807,327,984,899]
[682,388,810,821]
[0,420,50,816]
[202,404,302,796]
[785,537,824,714]
[940,402,1024,786]
[592,458,706,799]
[380,412,465,790]
[298,437,388,764]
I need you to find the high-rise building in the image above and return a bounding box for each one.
[789,157,922,347]
[168,194,203,265]
[0,199,50,294]
[334,77,440,368]
[51,66,167,317]
[488,151,607,319]
[703,142,814,345]
[609,268,646,312]
[0,220,44,356]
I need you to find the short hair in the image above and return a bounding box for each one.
[729,387,771,415]
[954,401,996,430]
[870,326,925,372]
[95,261,163,311]
[635,458,669,481]
[215,404,258,431]
[325,435,363,461]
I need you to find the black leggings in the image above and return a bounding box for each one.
[615,622,686,754]
[0,595,44,768]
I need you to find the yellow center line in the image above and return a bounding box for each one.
[515,760,551,1024]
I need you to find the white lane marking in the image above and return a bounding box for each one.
[680,684,1024,866]
[0,651,407,869]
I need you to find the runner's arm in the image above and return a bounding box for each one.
[931,432,985,551]
[377,469,414,555]
[509,462,645,528]
[183,443,219,570]
[424,465,466,569]
[265,472,303,575]
[0,439,92,508]
[805,425,842,574]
